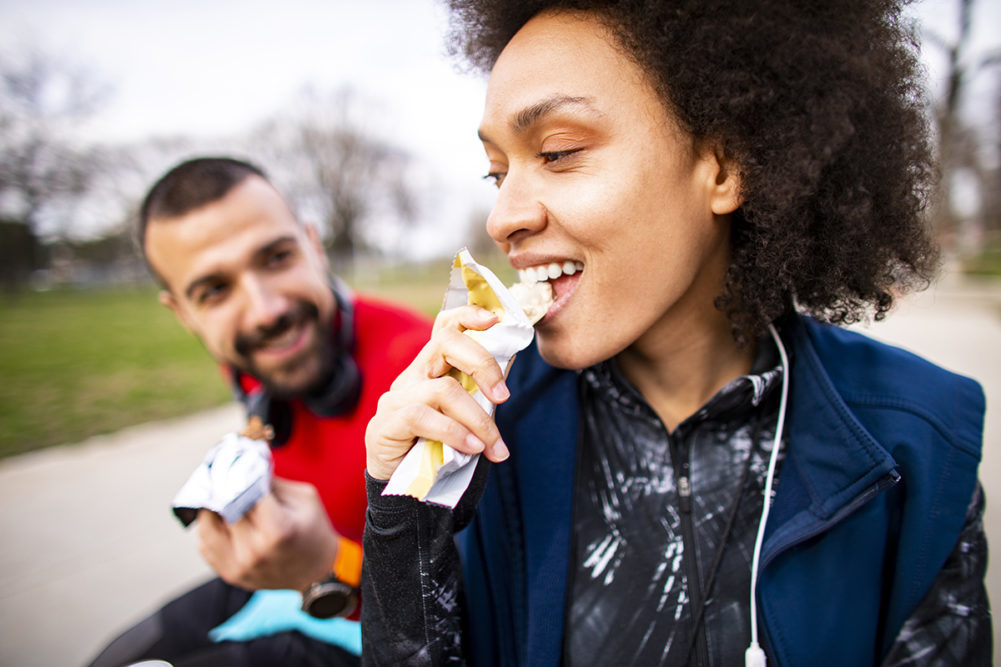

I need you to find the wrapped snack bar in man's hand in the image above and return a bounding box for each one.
[171,416,274,527]
[382,248,553,508]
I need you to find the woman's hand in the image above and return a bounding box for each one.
[365,305,512,481]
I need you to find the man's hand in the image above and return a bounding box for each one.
[196,477,337,592]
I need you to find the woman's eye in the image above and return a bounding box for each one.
[538,149,581,164]
[483,171,506,187]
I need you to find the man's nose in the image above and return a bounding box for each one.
[241,275,288,330]
[485,172,547,246]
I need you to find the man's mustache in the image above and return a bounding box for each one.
[234,301,320,358]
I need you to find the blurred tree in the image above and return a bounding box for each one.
[985,80,1001,239]
[923,0,1001,251]
[0,219,46,291]
[250,87,418,269]
[0,47,111,243]
[463,205,496,258]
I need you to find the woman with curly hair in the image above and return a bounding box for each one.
[362,1,990,665]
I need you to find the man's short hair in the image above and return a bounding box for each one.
[137,157,267,282]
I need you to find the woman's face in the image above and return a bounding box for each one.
[479,11,741,371]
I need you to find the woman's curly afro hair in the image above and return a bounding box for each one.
[445,0,939,343]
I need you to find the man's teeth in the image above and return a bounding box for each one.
[518,261,583,283]
[259,327,299,350]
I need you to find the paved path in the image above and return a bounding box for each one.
[0,404,243,667]
[0,275,998,667]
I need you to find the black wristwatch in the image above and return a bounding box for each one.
[301,574,360,619]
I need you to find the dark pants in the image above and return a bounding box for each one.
[85,578,359,667]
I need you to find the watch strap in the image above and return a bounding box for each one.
[332,535,362,588]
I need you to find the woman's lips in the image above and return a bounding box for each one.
[545,272,580,319]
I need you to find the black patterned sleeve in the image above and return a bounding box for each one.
[360,459,489,666]
[881,483,992,666]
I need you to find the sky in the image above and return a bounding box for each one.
[0,0,998,253]
[0,0,496,255]
[0,0,489,171]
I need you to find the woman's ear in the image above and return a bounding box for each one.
[706,147,743,215]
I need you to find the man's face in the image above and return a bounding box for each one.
[147,176,337,397]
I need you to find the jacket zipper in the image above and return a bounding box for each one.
[671,435,710,667]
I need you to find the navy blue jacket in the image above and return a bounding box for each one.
[457,315,985,665]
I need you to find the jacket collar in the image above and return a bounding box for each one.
[761,316,899,562]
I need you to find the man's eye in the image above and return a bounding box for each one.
[197,283,229,305]
[266,249,293,266]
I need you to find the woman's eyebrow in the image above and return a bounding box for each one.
[512,94,595,133]
[478,94,598,143]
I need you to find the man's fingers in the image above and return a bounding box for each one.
[231,491,282,535]
[195,509,232,572]
[196,508,228,539]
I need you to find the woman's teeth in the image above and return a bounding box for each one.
[518,261,583,284]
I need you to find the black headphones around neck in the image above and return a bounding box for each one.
[229,278,362,446]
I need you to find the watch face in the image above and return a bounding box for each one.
[304,580,358,619]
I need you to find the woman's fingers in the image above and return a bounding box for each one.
[366,306,515,480]
[366,374,508,480]
[414,307,509,402]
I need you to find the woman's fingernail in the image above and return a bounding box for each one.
[492,438,509,461]
[465,433,487,453]
[492,382,510,402]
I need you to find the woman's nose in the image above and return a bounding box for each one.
[485,174,547,246]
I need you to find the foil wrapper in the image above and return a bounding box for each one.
[382,248,549,508]
[171,431,273,527]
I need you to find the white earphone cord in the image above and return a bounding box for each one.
[745,324,789,667]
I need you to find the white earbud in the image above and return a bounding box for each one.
[746,643,767,667]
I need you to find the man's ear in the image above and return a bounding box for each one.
[705,148,744,216]
[158,289,194,334]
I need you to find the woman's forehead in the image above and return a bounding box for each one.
[482,12,660,130]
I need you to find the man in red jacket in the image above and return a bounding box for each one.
[87,157,432,667]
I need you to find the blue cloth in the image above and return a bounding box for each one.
[209,589,361,656]
[457,315,985,665]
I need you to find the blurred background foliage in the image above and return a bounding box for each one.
[0,0,999,457]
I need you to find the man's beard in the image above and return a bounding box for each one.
[233,300,335,399]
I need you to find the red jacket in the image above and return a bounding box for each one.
[235,293,432,543]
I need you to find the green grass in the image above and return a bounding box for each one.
[0,256,516,459]
[962,247,1001,277]
[0,285,232,458]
